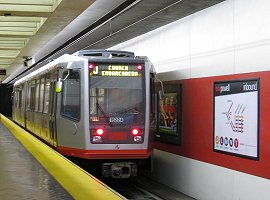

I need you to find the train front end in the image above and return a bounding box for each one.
[87,57,153,178]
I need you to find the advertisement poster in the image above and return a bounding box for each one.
[214,79,259,159]
[158,92,178,135]
[155,84,181,145]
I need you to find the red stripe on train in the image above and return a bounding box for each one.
[57,146,152,159]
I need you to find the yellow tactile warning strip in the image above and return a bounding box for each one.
[0,114,125,200]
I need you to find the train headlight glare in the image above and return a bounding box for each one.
[93,136,102,142]
[137,64,143,70]
[132,128,139,135]
[134,136,142,142]
[89,63,95,69]
[96,128,104,135]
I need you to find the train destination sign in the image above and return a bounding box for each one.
[89,64,142,77]
[213,79,259,160]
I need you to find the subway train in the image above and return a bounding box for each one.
[12,50,156,178]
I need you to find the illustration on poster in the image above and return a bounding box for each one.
[222,100,247,133]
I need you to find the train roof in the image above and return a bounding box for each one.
[14,54,84,86]
[14,50,155,86]
[74,50,135,58]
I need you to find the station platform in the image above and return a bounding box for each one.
[0,115,124,200]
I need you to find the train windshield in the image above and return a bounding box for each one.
[89,64,144,126]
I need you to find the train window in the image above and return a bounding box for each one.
[18,90,22,109]
[61,70,80,121]
[30,87,35,110]
[13,87,21,109]
[26,83,31,110]
[43,78,51,114]
[18,85,24,109]
[13,91,17,108]
[39,78,45,112]
[50,71,58,115]
[155,84,182,145]
[16,91,19,108]
[30,81,35,111]
[35,79,40,112]
[89,76,144,126]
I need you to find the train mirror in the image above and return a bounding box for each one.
[55,79,62,93]
[158,90,164,100]
[154,75,164,100]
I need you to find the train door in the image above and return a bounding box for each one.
[48,71,58,146]
[26,80,35,132]
[19,83,26,127]
[12,87,20,122]
[56,68,83,148]
[34,79,41,136]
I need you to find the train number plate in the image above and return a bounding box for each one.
[109,117,124,123]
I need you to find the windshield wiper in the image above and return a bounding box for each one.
[114,107,139,115]
[96,102,113,127]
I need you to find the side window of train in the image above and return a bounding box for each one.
[14,88,21,109]
[26,83,31,110]
[39,78,45,113]
[30,81,35,111]
[18,85,25,109]
[27,81,35,111]
[60,70,80,121]
[35,79,40,112]
[43,77,51,114]
[18,88,22,109]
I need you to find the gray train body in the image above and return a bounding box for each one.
[12,50,155,178]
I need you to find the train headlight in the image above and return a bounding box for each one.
[132,128,139,135]
[89,63,95,69]
[93,136,102,142]
[137,64,143,70]
[96,128,104,135]
[134,136,142,142]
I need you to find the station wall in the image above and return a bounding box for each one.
[111,0,270,199]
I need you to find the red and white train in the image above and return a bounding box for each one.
[12,50,155,178]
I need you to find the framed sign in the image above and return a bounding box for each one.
[155,84,181,145]
[0,69,6,75]
[214,78,259,160]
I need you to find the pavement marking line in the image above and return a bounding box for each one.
[0,114,125,200]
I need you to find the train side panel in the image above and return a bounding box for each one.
[56,60,89,150]
[13,83,26,127]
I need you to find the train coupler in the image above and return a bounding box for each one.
[102,162,137,178]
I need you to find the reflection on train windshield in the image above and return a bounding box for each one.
[89,76,144,126]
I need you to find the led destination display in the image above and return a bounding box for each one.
[89,63,142,77]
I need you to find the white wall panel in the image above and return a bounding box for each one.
[190,1,234,55]
[234,0,270,46]
[156,60,190,81]
[137,31,161,64]
[150,149,235,200]
[149,149,270,200]
[159,18,190,62]
[112,0,270,77]
[190,51,234,78]
[189,0,234,78]
[233,0,270,73]
[235,43,270,73]
[233,172,270,200]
